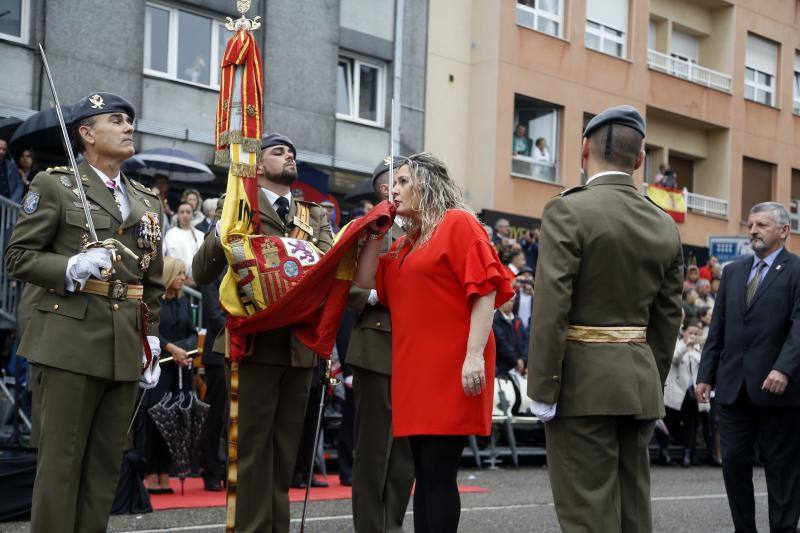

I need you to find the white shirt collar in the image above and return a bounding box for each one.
[586,170,630,184]
[89,164,121,186]
[262,187,292,208]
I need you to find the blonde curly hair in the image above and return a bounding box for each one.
[396,152,475,253]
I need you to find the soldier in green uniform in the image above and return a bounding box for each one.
[5,92,164,533]
[192,133,333,533]
[528,106,683,533]
[347,157,414,533]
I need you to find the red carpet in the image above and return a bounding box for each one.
[150,477,488,511]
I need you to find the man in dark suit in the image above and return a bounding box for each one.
[697,201,800,533]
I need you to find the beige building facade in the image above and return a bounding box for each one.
[425,0,800,250]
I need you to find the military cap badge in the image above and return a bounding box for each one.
[89,94,105,109]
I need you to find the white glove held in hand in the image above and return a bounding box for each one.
[65,247,114,291]
[139,336,162,390]
[367,289,380,306]
[531,400,557,422]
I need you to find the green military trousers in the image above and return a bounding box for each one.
[352,367,415,533]
[545,415,656,533]
[232,362,312,533]
[30,364,138,533]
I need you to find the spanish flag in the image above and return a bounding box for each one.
[647,184,686,223]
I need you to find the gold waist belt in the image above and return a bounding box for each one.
[82,279,144,300]
[566,325,647,343]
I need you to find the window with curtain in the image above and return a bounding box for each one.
[793,52,800,114]
[585,0,628,58]
[744,33,778,107]
[144,2,227,89]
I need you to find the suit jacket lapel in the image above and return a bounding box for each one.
[78,161,123,223]
[258,188,284,233]
[748,249,789,309]
[119,174,147,229]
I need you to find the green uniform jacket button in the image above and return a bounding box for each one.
[113,303,120,311]
[376,322,382,327]
[53,304,59,310]
[552,375,560,381]
[117,229,123,236]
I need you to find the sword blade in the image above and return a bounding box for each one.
[126,389,147,435]
[38,43,98,243]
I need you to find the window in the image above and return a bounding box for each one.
[516,0,563,38]
[585,0,628,58]
[512,94,561,183]
[336,55,386,126]
[0,0,29,43]
[793,52,800,115]
[671,29,700,63]
[741,157,774,222]
[144,3,228,89]
[745,34,778,107]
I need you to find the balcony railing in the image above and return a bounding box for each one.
[511,155,557,183]
[643,183,728,218]
[647,49,732,93]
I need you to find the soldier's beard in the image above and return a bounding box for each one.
[266,168,297,186]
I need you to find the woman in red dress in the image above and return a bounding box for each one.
[355,153,513,533]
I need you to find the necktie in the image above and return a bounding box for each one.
[745,260,767,307]
[274,196,289,224]
[105,179,123,213]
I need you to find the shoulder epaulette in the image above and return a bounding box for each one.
[296,199,323,208]
[559,185,586,197]
[46,166,73,174]
[129,179,159,197]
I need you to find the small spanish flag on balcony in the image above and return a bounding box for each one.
[647,184,687,223]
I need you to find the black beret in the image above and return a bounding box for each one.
[371,156,407,186]
[261,132,296,158]
[72,92,135,124]
[583,105,645,139]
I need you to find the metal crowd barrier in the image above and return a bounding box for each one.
[0,196,20,329]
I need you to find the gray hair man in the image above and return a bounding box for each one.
[697,200,800,533]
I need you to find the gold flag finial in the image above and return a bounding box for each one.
[226,0,261,31]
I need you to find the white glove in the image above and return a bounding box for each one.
[139,336,162,390]
[344,375,354,389]
[65,247,114,292]
[367,289,380,306]
[531,400,557,422]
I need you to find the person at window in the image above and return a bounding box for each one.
[532,137,551,161]
[512,123,532,156]
[15,148,38,194]
[652,164,668,186]
[0,138,23,204]
[164,201,205,285]
[661,168,678,189]
[138,256,196,494]
[184,55,207,84]
[494,294,529,377]
[663,318,708,467]
[355,152,514,533]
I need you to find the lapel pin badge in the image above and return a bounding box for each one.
[776,265,782,271]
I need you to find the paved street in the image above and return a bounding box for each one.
[0,464,772,532]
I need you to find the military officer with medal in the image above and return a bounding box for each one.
[5,92,165,533]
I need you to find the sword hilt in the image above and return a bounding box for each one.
[82,239,140,280]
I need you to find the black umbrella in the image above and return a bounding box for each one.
[9,106,73,155]
[0,117,23,143]
[147,376,210,495]
[344,177,375,203]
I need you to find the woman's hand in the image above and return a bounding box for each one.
[167,343,190,367]
[461,351,486,396]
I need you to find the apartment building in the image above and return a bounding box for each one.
[425,0,800,252]
[0,0,428,197]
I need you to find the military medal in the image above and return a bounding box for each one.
[59,175,72,188]
[136,212,162,271]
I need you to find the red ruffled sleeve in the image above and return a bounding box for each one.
[442,210,515,308]
[462,239,515,308]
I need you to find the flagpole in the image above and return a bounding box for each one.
[388,98,395,242]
